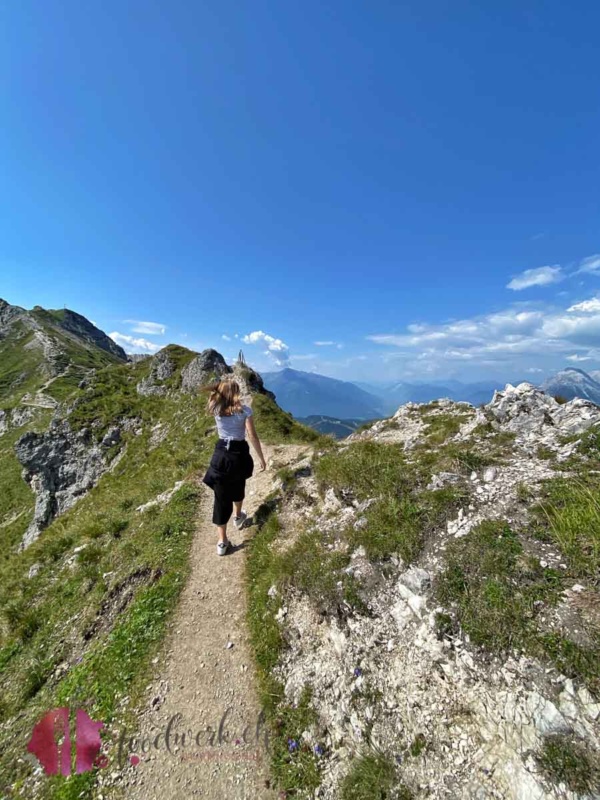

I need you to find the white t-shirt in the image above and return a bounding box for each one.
[215,404,252,440]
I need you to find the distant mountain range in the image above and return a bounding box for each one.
[263,366,600,423]
[262,369,502,418]
[261,368,384,419]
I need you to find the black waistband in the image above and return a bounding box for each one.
[216,438,248,451]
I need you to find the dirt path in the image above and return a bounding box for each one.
[119,443,312,800]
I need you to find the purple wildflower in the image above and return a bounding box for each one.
[353,667,362,678]
[287,738,298,753]
[314,744,324,757]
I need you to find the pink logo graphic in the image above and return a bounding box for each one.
[27,707,104,776]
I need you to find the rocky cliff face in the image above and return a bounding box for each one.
[256,383,600,799]
[15,420,117,549]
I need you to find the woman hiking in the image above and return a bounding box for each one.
[202,379,267,555]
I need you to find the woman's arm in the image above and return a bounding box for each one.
[245,415,267,471]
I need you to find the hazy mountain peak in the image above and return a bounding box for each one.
[541,366,600,404]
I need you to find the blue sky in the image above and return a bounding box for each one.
[1,1,599,383]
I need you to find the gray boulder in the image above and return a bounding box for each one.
[15,420,109,549]
[136,348,176,396]
[180,349,232,392]
[486,382,600,437]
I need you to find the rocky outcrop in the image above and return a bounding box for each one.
[136,349,177,396]
[0,406,38,436]
[0,297,24,334]
[232,361,276,401]
[180,349,232,392]
[15,420,117,549]
[487,382,600,441]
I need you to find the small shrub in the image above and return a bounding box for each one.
[107,517,128,536]
[409,733,427,758]
[536,734,598,794]
[537,445,556,461]
[339,751,411,800]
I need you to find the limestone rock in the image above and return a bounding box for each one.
[180,349,231,392]
[136,348,176,396]
[15,420,108,549]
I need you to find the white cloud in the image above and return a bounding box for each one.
[221,334,232,341]
[542,313,600,344]
[313,340,344,350]
[568,298,600,313]
[567,354,593,362]
[507,266,563,291]
[292,353,317,361]
[526,367,544,373]
[242,330,290,366]
[124,319,166,335]
[577,254,600,274]
[367,295,600,376]
[109,332,161,354]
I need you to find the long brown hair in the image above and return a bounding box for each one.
[204,379,244,416]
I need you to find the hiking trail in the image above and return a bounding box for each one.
[118,443,312,800]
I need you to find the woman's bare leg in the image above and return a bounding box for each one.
[217,524,227,542]
[233,500,243,517]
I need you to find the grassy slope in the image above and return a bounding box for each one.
[246,408,600,798]
[0,351,217,798]
[0,336,323,798]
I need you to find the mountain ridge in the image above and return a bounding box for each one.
[262,367,383,419]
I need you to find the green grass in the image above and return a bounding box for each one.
[315,441,467,563]
[43,367,89,402]
[536,444,556,461]
[0,384,215,798]
[0,323,45,406]
[245,510,322,796]
[67,359,159,439]
[534,477,600,580]
[278,527,364,614]
[408,733,428,758]
[421,411,472,446]
[435,520,600,693]
[252,393,326,445]
[339,751,412,800]
[314,441,411,500]
[535,734,599,794]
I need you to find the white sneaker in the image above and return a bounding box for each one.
[233,510,247,530]
[217,539,230,556]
